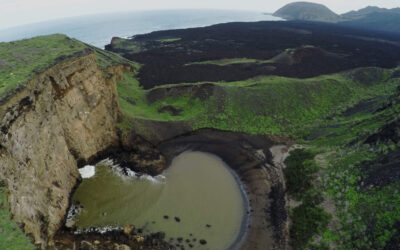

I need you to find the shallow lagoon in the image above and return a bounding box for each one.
[72,151,245,249]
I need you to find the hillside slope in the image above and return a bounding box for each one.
[340,12,400,34]
[342,6,400,20]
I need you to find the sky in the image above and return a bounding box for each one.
[0,0,399,30]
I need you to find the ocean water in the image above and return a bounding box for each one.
[0,9,281,48]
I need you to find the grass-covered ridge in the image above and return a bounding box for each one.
[117,67,398,137]
[0,34,135,102]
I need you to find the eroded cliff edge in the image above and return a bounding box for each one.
[0,53,123,247]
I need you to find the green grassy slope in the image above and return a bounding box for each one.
[299,86,400,249]
[0,34,134,102]
[117,68,398,137]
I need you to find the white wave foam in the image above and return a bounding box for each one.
[74,225,122,235]
[139,174,166,184]
[98,158,166,184]
[79,165,95,179]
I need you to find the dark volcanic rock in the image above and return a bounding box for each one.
[106,21,400,89]
[365,119,400,145]
[199,239,207,245]
[362,149,400,188]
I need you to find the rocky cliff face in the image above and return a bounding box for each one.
[0,54,122,247]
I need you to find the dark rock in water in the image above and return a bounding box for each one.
[163,215,169,219]
[189,233,193,236]
[200,239,207,245]
[185,239,190,243]
[189,244,194,248]
[177,237,183,242]
[152,232,166,240]
[206,224,211,228]
[174,217,181,222]
[193,238,197,242]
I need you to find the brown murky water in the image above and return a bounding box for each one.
[72,151,245,250]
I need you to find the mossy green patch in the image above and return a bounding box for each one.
[109,37,144,53]
[156,38,181,43]
[185,57,273,66]
[0,185,35,250]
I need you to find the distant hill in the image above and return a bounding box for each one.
[340,6,400,34]
[342,6,400,20]
[273,2,341,22]
[340,11,400,34]
[273,2,400,34]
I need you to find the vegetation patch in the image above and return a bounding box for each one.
[156,37,181,43]
[185,57,272,66]
[284,149,331,249]
[0,187,35,250]
[290,203,331,249]
[284,149,317,197]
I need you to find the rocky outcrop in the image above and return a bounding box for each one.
[0,53,122,247]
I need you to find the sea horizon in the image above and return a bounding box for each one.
[0,9,282,48]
